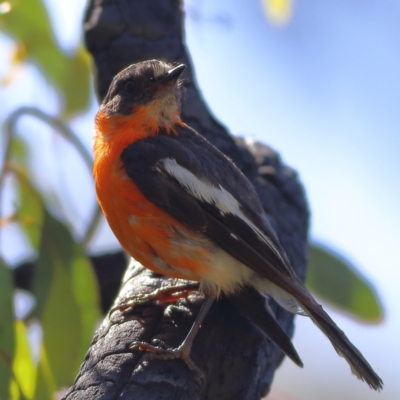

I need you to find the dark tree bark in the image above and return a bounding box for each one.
[63,1,309,399]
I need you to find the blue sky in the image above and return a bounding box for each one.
[1,0,399,398]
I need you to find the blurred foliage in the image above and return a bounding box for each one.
[0,0,91,116]
[12,321,36,400]
[33,211,100,393]
[1,163,101,399]
[0,0,383,398]
[0,1,100,397]
[307,243,383,322]
[0,257,15,400]
[11,158,44,250]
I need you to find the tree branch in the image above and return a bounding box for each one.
[63,1,309,399]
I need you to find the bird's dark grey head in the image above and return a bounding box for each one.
[101,60,186,116]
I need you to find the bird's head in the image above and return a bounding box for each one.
[100,60,186,128]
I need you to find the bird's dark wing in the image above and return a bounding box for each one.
[121,125,295,283]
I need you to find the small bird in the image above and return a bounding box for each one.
[93,60,382,390]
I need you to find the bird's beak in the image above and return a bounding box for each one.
[157,64,186,85]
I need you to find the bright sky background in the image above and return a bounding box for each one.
[1,0,399,399]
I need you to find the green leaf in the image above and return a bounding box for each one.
[306,242,383,322]
[12,321,36,400]
[0,258,15,400]
[33,211,100,391]
[33,343,56,400]
[11,163,44,250]
[69,247,100,371]
[0,0,91,116]
[38,250,81,388]
[32,211,74,318]
[9,136,28,166]
[9,380,21,400]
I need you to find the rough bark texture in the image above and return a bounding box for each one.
[63,1,309,399]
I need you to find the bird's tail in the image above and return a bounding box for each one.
[296,291,383,390]
[228,287,303,368]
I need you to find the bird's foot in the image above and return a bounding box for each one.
[111,282,200,315]
[130,339,205,381]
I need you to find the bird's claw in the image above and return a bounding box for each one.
[129,340,205,382]
[110,283,200,315]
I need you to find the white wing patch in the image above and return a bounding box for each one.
[159,158,285,263]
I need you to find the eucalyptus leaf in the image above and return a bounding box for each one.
[12,321,36,400]
[33,345,55,400]
[306,243,383,322]
[0,258,15,400]
[9,136,28,166]
[33,211,100,390]
[12,163,44,251]
[69,247,100,372]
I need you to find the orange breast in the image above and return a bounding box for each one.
[93,110,212,281]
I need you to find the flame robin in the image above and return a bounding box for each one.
[93,60,382,389]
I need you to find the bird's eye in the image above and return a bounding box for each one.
[124,81,135,94]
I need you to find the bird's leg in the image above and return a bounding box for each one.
[111,282,200,315]
[130,296,214,380]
